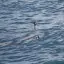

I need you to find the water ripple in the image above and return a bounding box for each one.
[0,0,64,64]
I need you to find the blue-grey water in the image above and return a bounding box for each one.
[0,0,64,64]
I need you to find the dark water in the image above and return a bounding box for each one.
[0,0,64,64]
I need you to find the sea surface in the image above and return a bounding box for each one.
[0,0,64,64]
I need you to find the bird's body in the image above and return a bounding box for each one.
[32,21,40,39]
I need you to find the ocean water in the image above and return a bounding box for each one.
[0,0,64,64]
